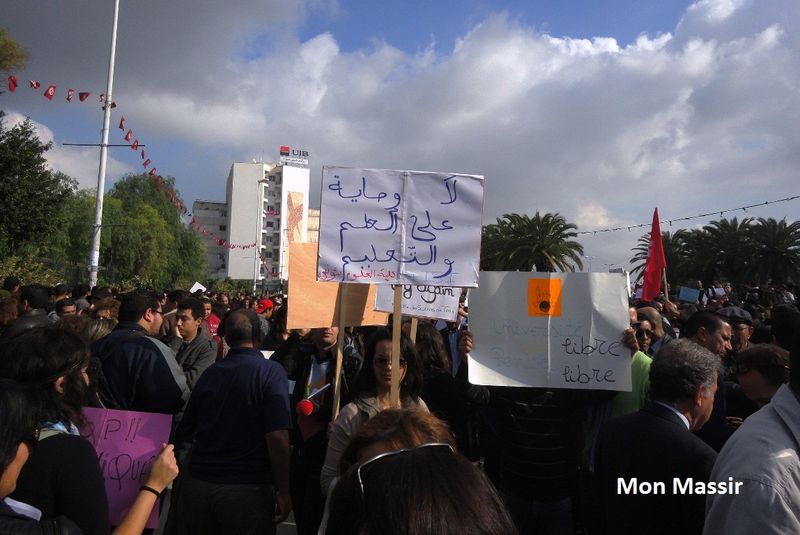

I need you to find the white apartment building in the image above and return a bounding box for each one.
[221,162,311,287]
[191,200,229,279]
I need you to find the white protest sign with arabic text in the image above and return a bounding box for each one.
[375,284,460,321]
[317,167,484,287]
[468,272,631,391]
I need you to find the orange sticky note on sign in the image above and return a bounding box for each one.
[527,278,563,317]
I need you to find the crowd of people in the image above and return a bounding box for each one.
[0,274,798,535]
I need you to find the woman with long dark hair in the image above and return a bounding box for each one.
[0,326,178,535]
[319,328,426,495]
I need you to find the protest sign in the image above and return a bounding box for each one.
[468,272,631,391]
[374,284,460,321]
[287,242,389,329]
[188,281,206,294]
[81,407,172,529]
[317,166,484,287]
[679,287,701,303]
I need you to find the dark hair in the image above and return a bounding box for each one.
[91,297,121,320]
[414,322,451,374]
[0,379,37,476]
[177,297,205,321]
[2,276,20,291]
[72,284,90,299]
[53,284,71,297]
[20,284,50,310]
[118,291,160,322]
[683,310,728,339]
[353,328,422,402]
[168,289,192,304]
[327,446,517,535]
[220,309,261,347]
[649,339,720,404]
[338,408,454,475]
[733,344,790,388]
[56,297,76,313]
[0,297,18,327]
[0,326,91,428]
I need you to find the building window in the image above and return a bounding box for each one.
[219,225,226,231]
[266,221,274,228]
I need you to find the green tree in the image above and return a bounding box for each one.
[480,212,584,272]
[629,229,692,286]
[0,29,27,73]
[746,218,800,285]
[0,115,77,256]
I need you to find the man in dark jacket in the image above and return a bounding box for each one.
[1,285,51,339]
[92,290,189,414]
[164,297,217,391]
[594,339,720,535]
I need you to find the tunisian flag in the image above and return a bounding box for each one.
[641,208,666,302]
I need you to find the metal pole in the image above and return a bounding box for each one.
[88,0,120,288]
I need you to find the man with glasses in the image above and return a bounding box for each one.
[92,290,189,414]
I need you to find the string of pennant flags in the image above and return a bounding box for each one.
[578,195,800,236]
[3,74,261,252]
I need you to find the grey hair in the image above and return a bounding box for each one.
[649,339,721,403]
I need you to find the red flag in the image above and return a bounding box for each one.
[641,208,667,302]
[79,92,90,102]
[43,85,56,100]
[142,159,151,168]
[29,80,40,89]
[119,117,125,130]
[131,139,139,151]
[140,150,145,159]
[149,168,157,176]
[124,129,132,142]
[99,94,105,102]
[8,75,18,92]
[66,89,75,102]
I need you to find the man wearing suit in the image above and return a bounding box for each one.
[594,339,720,535]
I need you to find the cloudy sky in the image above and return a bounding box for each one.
[2,0,799,272]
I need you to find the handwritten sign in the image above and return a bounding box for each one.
[468,272,631,391]
[81,407,172,529]
[317,167,484,287]
[287,242,389,329]
[374,284,460,321]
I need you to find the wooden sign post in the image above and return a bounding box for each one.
[331,285,348,420]
[390,285,403,408]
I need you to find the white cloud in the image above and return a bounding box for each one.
[4,0,799,270]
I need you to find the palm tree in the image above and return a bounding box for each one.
[699,217,754,284]
[746,218,800,285]
[629,229,691,285]
[480,212,584,272]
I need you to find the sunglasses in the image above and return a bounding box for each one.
[374,356,407,368]
[356,442,455,507]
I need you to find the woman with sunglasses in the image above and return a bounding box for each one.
[320,328,426,497]
[0,326,178,535]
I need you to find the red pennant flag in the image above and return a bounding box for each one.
[66,89,75,102]
[131,139,139,151]
[124,129,132,142]
[142,159,151,168]
[79,92,90,102]
[43,85,56,100]
[29,80,40,89]
[641,208,667,302]
[140,150,145,159]
[99,94,105,102]
[149,168,157,176]
[8,75,18,92]
[119,117,125,130]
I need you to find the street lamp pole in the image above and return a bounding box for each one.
[252,178,268,294]
[87,0,120,288]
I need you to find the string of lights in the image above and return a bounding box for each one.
[577,194,800,236]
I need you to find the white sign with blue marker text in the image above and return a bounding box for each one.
[468,272,631,391]
[374,284,460,321]
[317,167,484,287]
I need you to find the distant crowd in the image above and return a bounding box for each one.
[0,274,799,535]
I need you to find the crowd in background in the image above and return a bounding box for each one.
[0,274,798,535]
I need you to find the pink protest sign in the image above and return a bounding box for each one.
[81,407,172,529]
